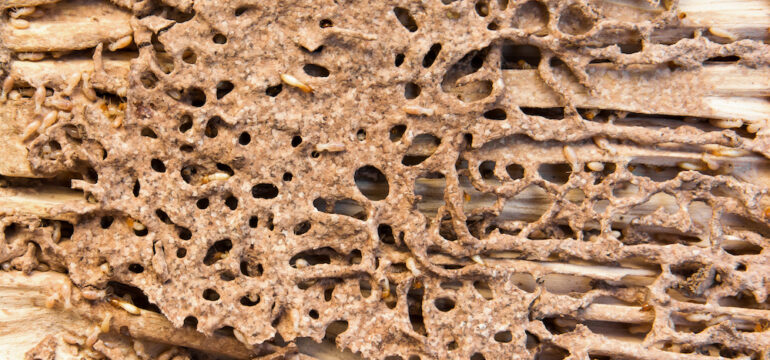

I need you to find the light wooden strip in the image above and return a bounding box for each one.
[0,271,253,359]
[503,64,770,122]
[598,0,770,41]
[10,53,132,91]
[0,186,90,221]
[1,0,131,52]
[0,0,57,9]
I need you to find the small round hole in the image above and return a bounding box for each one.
[213,33,227,44]
[395,53,405,67]
[238,132,251,145]
[291,135,302,147]
[100,216,114,229]
[182,49,197,64]
[283,172,293,181]
[203,289,220,301]
[176,248,187,258]
[319,19,333,28]
[356,129,367,141]
[309,309,319,319]
[196,198,209,209]
[151,159,166,172]
[128,263,144,273]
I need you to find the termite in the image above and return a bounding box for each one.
[280,74,312,93]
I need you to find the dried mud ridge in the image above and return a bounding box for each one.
[2,0,770,359]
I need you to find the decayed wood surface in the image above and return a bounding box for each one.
[1,0,769,359]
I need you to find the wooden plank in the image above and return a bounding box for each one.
[503,64,770,122]
[0,186,91,221]
[1,0,131,52]
[10,53,132,91]
[0,271,253,359]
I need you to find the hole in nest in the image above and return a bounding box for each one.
[140,72,158,89]
[324,320,349,343]
[303,64,330,77]
[407,282,427,336]
[291,135,302,147]
[133,180,140,197]
[558,4,594,35]
[203,289,220,301]
[309,309,319,319]
[404,82,421,99]
[248,216,258,228]
[355,165,389,201]
[177,226,192,240]
[155,209,172,224]
[183,316,198,329]
[176,248,187,258]
[151,159,166,172]
[234,6,250,16]
[196,198,209,209]
[475,0,489,17]
[181,48,197,64]
[184,87,206,107]
[216,81,234,99]
[319,18,333,28]
[473,280,494,300]
[422,43,442,68]
[483,108,507,120]
[470,353,486,360]
[178,114,192,133]
[252,183,279,199]
[434,297,455,311]
[506,163,524,179]
[357,129,367,141]
[140,127,158,138]
[512,0,548,32]
[494,330,512,343]
[520,106,564,120]
[501,42,541,69]
[100,216,114,229]
[395,53,405,67]
[205,116,222,138]
[294,221,311,235]
[240,294,260,306]
[204,239,232,265]
[225,195,238,210]
[213,33,227,44]
[238,132,251,145]
[283,172,293,181]
[378,224,395,244]
[394,7,418,32]
[390,124,406,141]
[402,133,441,165]
[128,263,144,273]
[240,260,263,277]
[539,163,572,184]
[266,84,282,97]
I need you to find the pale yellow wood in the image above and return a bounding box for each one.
[503,64,770,122]
[1,0,131,52]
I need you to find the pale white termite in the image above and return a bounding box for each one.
[280,74,313,93]
[405,257,421,276]
[109,35,133,51]
[21,120,41,141]
[9,18,29,29]
[81,72,97,101]
[403,105,434,116]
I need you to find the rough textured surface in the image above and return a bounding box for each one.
[2,0,770,359]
